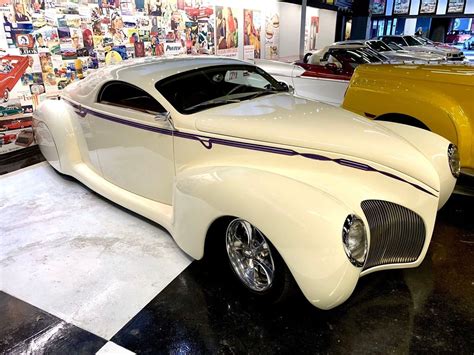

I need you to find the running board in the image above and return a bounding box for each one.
[72,162,174,233]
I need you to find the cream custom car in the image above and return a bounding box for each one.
[33,57,458,310]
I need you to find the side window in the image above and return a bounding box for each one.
[98,81,165,114]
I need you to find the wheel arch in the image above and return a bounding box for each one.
[374,113,430,131]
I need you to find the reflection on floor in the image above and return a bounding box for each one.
[112,194,473,354]
[1,158,473,354]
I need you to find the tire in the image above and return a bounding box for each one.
[224,218,295,303]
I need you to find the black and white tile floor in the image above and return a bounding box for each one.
[1,150,473,354]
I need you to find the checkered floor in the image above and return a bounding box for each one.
[1,163,192,354]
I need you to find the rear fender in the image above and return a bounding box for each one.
[33,99,84,174]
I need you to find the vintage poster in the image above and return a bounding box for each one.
[393,0,411,15]
[446,0,465,13]
[244,9,261,60]
[371,0,386,15]
[264,12,279,60]
[215,6,238,58]
[419,0,438,14]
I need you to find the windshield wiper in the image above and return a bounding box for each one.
[247,89,282,100]
[184,98,241,112]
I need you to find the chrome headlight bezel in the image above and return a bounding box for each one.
[448,143,461,178]
[342,215,368,268]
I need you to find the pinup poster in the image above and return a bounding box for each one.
[264,12,279,60]
[215,6,238,58]
[243,9,261,60]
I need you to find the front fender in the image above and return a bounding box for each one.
[377,121,456,209]
[173,166,361,309]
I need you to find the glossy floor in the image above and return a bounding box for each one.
[1,153,473,354]
[112,194,473,354]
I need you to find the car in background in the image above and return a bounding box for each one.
[33,56,457,309]
[378,35,465,61]
[343,62,474,184]
[0,55,30,103]
[334,39,445,62]
[0,105,23,117]
[256,44,385,105]
[446,30,472,45]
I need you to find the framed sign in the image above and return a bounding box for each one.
[393,0,411,14]
[371,0,386,15]
[446,0,465,13]
[419,0,438,14]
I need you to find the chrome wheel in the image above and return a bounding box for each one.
[225,218,275,292]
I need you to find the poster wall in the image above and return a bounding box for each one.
[0,0,280,154]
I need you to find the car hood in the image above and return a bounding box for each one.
[384,50,444,61]
[408,45,460,55]
[193,94,439,190]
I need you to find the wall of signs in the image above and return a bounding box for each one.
[0,0,281,154]
[372,0,474,15]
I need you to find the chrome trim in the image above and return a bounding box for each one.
[361,200,426,270]
[226,219,275,292]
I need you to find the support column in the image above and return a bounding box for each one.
[299,0,307,58]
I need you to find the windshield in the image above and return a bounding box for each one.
[366,40,392,52]
[328,48,385,68]
[416,37,433,45]
[156,65,286,114]
[404,36,423,46]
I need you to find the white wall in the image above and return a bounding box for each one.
[278,2,302,58]
[318,9,337,48]
[278,2,337,58]
[404,18,417,35]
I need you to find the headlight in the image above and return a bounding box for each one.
[448,144,461,178]
[342,215,368,267]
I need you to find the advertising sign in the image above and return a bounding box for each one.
[393,0,411,14]
[244,9,261,60]
[264,12,279,59]
[419,0,438,13]
[371,0,386,15]
[446,0,465,13]
[216,6,239,58]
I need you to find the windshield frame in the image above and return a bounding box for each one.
[155,64,287,115]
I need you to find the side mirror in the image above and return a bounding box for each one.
[278,81,295,94]
[154,111,175,129]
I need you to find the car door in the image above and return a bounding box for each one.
[87,80,175,205]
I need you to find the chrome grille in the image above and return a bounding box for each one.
[361,200,426,270]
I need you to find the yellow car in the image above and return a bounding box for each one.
[343,63,474,180]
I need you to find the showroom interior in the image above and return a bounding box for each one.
[0,0,473,353]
